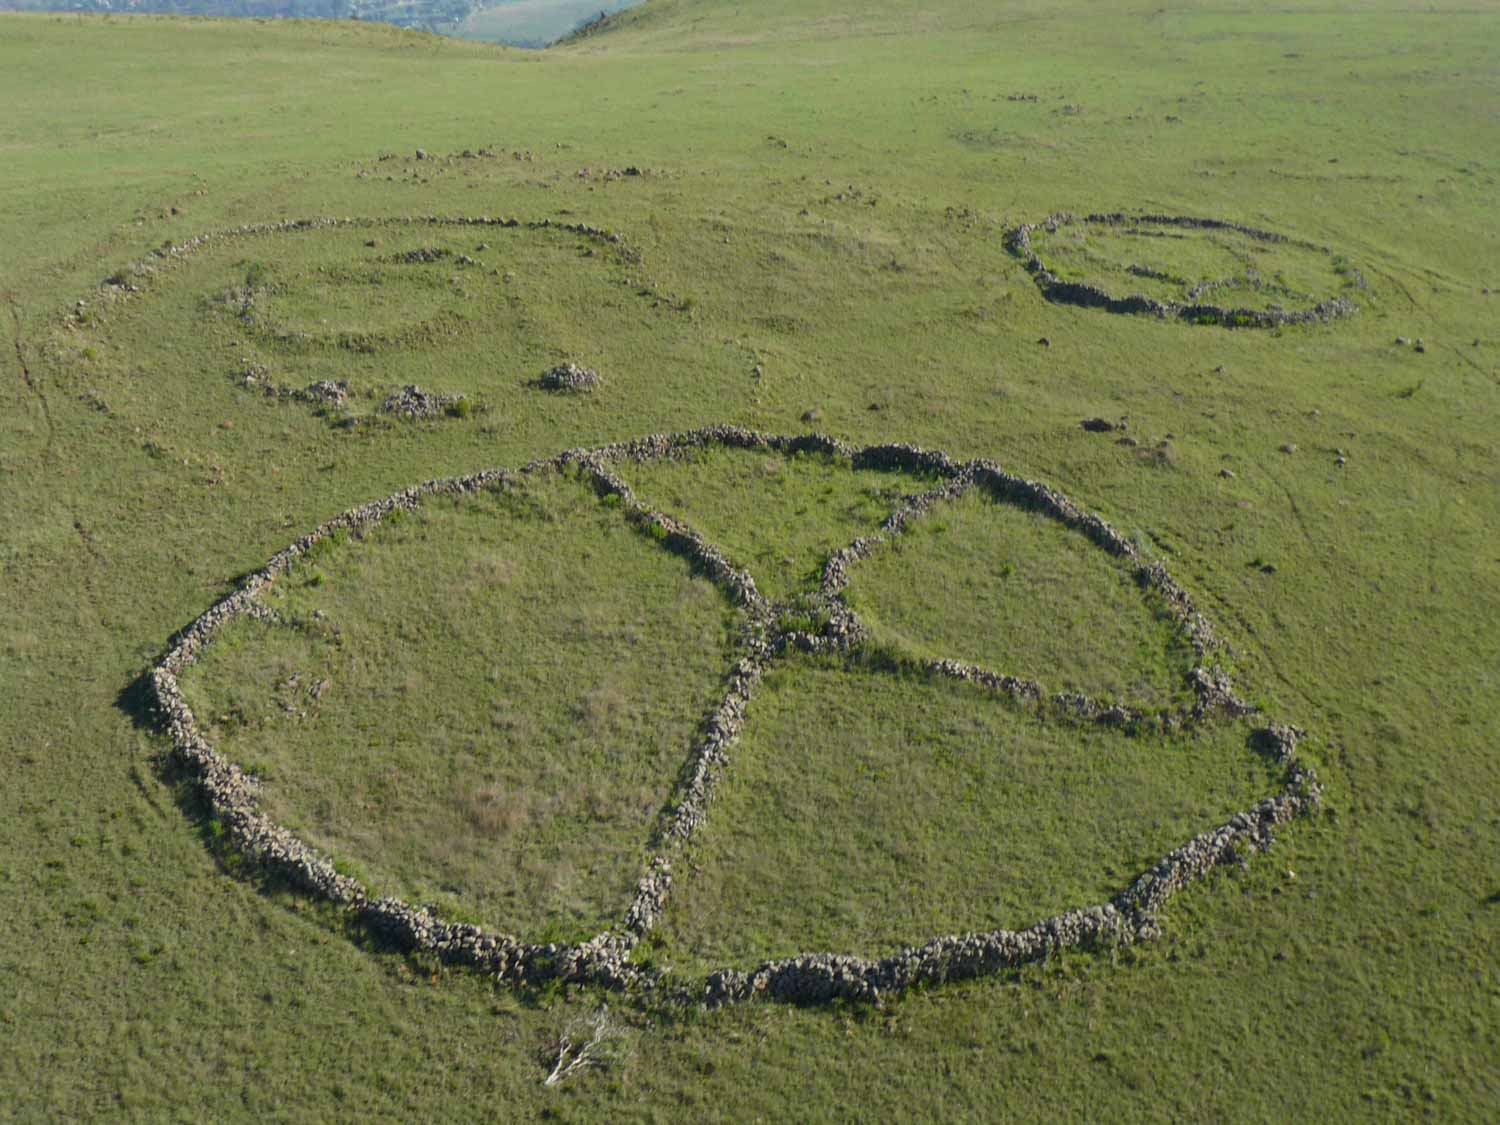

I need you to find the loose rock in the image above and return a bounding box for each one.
[382,384,463,418]
[1081,418,1125,433]
[539,362,602,393]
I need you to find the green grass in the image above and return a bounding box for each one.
[70,218,720,417]
[617,446,922,600]
[1029,220,1352,310]
[653,656,1278,973]
[178,470,736,938]
[246,255,471,343]
[846,489,1197,711]
[1,1,1497,1118]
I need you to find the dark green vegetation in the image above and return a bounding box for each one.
[1,1,1497,1118]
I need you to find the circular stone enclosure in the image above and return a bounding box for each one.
[146,427,1322,1008]
[73,216,721,421]
[1008,212,1361,327]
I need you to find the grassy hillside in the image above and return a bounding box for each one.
[1,1,1497,1118]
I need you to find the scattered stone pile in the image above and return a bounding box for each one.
[235,365,349,409]
[1006,212,1358,328]
[88,213,632,313]
[381,384,464,418]
[576,166,648,180]
[297,380,349,408]
[539,362,602,393]
[146,426,1322,1010]
[389,246,450,264]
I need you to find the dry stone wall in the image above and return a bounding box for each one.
[1006,212,1358,328]
[146,426,1322,1009]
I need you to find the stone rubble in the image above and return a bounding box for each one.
[381,384,464,418]
[539,361,602,393]
[389,246,450,264]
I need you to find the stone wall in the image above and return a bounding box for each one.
[1006,212,1358,328]
[146,426,1322,1008]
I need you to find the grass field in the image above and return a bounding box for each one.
[651,655,1280,972]
[1,0,1497,1118]
[846,486,1198,711]
[617,445,922,600]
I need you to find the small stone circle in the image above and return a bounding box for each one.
[95,214,627,304]
[84,213,638,415]
[144,426,1321,1008]
[1006,212,1358,328]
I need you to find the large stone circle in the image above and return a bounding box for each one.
[145,426,1321,1007]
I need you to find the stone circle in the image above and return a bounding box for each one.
[1007,212,1359,328]
[145,426,1321,1008]
[82,213,649,417]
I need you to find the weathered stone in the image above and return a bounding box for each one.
[539,362,602,393]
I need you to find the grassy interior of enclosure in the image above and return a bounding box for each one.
[649,655,1279,972]
[845,488,1198,712]
[616,446,936,601]
[70,220,738,421]
[1028,223,1355,310]
[177,469,738,939]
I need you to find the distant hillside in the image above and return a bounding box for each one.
[458,0,639,47]
[0,0,640,43]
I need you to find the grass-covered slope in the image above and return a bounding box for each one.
[1,2,1497,1118]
